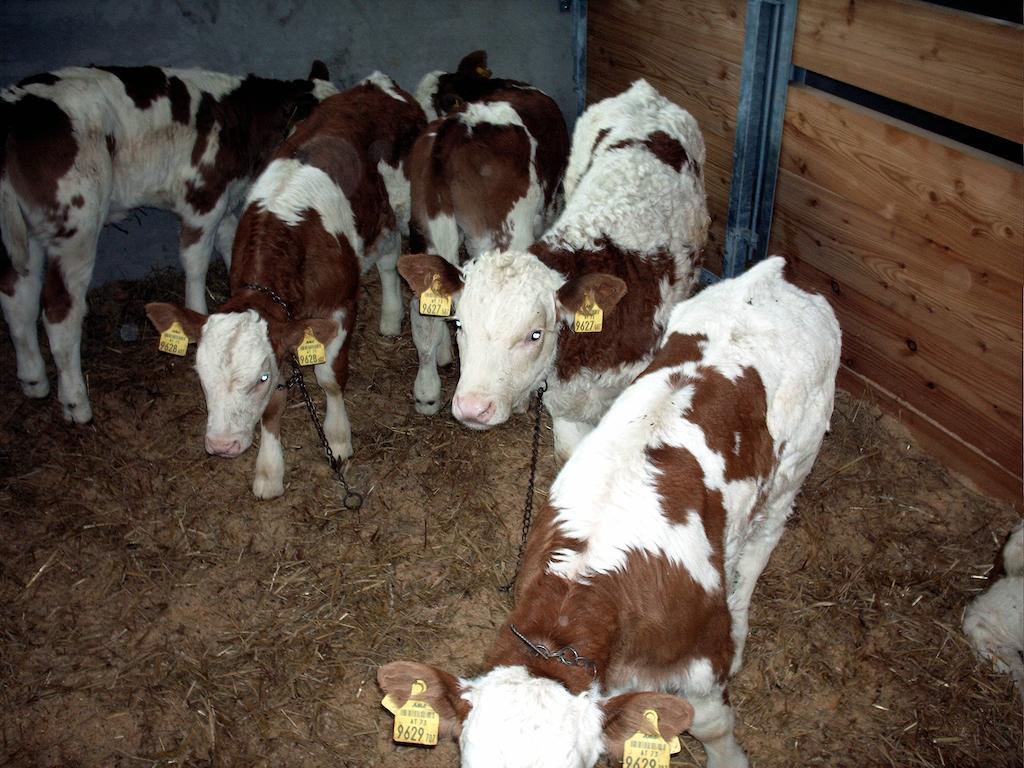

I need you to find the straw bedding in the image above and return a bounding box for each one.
[0,263,1020,767]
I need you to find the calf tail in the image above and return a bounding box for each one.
[0,100,30,277]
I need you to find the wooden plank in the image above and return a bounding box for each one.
[589,11,743,140]
[780,86,1023,282]
[785,254,1022,475]
[792,0,1023,142]
[837,366,1022,505]
[587,0,747,66]
[772,168,1022,379]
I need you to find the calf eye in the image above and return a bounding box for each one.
[529,330,542,342]
[259,372,270,383]
[453,319,462,330]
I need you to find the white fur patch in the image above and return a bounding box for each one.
[361,71,406,103]
[414,70,443,121]
[459,666,604,768]
[248,158,360,248]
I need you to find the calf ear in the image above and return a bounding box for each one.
[145,302,207,342]
[457,50,491,78]
[308,59,330,81]
[279,318,340,355]
[397,254,464,298]
[377,661,470,739]
[601,692,694,760]
[555,273,627,320]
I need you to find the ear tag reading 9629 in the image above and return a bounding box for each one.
[419,274,452,317]
[622,709,681,768]
[574,289,603,333]
[296,327,326,366]
[158,321,189,356]
[381,679,440,747]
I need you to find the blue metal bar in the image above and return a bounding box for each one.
[571,0,588,118]
[722,0,799,278]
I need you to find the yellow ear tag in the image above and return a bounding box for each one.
[475,66,492,78]
[158,321,189,356]
[381,679,440,747]
[574,289,603,333]
[622,709,679,768]
[296,327,327,366]
[419,274,452,317]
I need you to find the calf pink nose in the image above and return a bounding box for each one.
[453,394,497,425]
[205,435,243,457]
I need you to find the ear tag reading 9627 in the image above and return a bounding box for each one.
[158,321,189,356]
[574,289,603,333]
[622,709,681,768]
[296,327,327,366]
[381,679,440,747]
[419,274,452,317]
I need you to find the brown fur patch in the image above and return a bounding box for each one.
[95,65,170,110]
[180,224,204,248]
[640,333,708,378]
[70,194,85,208]
[167,75,191,125]
[5,94,78,209]
[531,239,676,381]
[42,261,72,323]
[689,366,774,483]
[610,130,693,175]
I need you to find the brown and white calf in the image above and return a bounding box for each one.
[145,73,425,499]
[404,50,569,413]
[380,256,842,768]
[0,62,336,423]
[400,79,708,458]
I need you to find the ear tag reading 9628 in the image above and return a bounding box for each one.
[419,274,452,317]
[574,289,603,333]
[158,321,189,356]
[381,679,440,747]
[296,327,326,366]
[622,709,681,768]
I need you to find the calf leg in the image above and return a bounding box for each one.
[41,228,101,424]
[1,238,49,398]
[552,416,593,462]
[215,209,239,269]
[374,229,403,336]
[314,308,354,461]
[688,689,748,768]
[179,219,219,314]
[253,388,286,500]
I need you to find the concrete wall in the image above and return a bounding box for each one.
[0,0,575,286]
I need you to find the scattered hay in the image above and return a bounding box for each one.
[0,264,1020,767]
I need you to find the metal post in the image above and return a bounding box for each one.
[723,0,799,278]
[571,0,588,118]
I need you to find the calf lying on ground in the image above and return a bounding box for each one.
[405,50,569,413]
[146,73,424,498]
[963,520,1024,701]
[0,62,336,423]
[380,256,841,768]
[400,79,708,459]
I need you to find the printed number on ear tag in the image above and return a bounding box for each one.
[574,289,603,333]
[381,679,440,747]
[419,274,452,317]
[622,709,680,768]
[158,321,189,356]
[297,328,327,366]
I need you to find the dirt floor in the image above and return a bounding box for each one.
[1,264,1021,768]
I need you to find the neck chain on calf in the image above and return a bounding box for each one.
[509,624,598,679]
[241,282,363,511]
[500,380,548,595]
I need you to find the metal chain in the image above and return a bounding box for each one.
[509,624,598,678]
[282,355,363,510]
[500,381,548,595]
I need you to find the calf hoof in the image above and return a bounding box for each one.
[61,399,93,425]
[378,317,403,337]
[20,378,50,399]
[253,473,284,500]
[328,439,354,463]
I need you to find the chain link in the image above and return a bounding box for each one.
[509,624,598,678]
[500,381,548,595]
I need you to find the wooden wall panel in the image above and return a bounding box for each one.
[792,0,1023,143]
[772,85,1023,496]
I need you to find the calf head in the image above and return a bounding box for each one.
[378,661,693,768]
[145,302,337,457]
[398,251,626,430]
[433,50,494,116]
